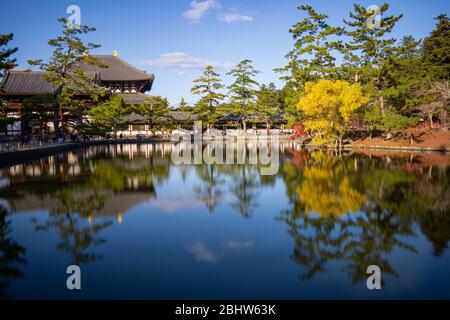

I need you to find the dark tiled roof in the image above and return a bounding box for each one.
[124,110,197,123]
[0,55,154,95]
[75,55,154,81]
[119,92,148,105]
[170,111,197,122]
[1,71,54,94]
[125,112,145,122]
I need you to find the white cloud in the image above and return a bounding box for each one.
[141,52,222,70]
[219,13,253,23]
[182,0,220,23]
[188,242,219,263]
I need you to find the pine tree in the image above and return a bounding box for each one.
[22,95,54,136]
[383,36,425,113]
[279,82,302,126]
[0,33,18,79]
[191,65,225,129]
[422,14,450,81]
[177,97,192,111]
[29,18,104,137]
[256,83,282,130]
[343,3,403,115]
[226,59,259,130]
[275,4,343,86]
[89,95,130,136]
[0,33,18,133]
[134,96,173,133]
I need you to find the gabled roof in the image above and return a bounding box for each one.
[0,54,154,96]
[119,92,148,105]
[75,55,154,81]
[170,111,197,122]
[1,70,54,95]
[124,110,197,123]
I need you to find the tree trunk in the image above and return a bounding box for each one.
[242,120,247,132]
[53,86,63,137]
[379,95,385,115]
[429,114,434,129]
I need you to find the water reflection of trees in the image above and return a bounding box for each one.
[194,163,262,218]
[279,150,450,284]
[0,203,26,299]
[194,165,223,213]
[228,166,260,218]
[0,144,173,266]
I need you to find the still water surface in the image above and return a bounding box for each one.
[0,143,449,299]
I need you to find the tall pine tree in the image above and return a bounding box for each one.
[191,65,225,129]
[29,18,104,137]
[0,33,18,80]
[422,14,450,81]
[256,82,282,130]
[226,59,259,130]
[276,4,343,85]
[343,3,402,115]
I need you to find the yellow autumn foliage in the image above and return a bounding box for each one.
[298,80,368,143]
[298,152,366,217]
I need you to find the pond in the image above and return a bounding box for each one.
[0,143,449,299]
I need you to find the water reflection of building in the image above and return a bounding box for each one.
[0,144,179,219]
[7,191,154,218]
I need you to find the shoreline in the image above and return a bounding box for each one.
[303,143,449,153]
[1,138,448,167]
[0,138,163,167]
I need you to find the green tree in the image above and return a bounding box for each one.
[0,33,18,134]
[29,18,104,137]
[382,36,427,110]
[177,97,192,111]
[276,4,343,85]
[422,14,450,81]
[256,82,282,130]
[134,96,173,133]
[89,95,130,136]
[343,3,403,115]
[22,95,54,137]
[279,81,302,126]
[191,65,225,129]
[226,59,260,130]
[0,33,18,80]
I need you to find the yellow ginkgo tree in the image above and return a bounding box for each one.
[297,80,368,146]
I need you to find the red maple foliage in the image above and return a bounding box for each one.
[290,122,307,140]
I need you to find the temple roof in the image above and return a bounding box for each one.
[0,71,54,95]
[75,55,154,81]
[125,110,197,123]
[119,92,149,105]
[0,55,154,95]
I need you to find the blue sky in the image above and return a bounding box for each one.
[1,0,449,106]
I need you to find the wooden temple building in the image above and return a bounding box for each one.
[0,53,163,136]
